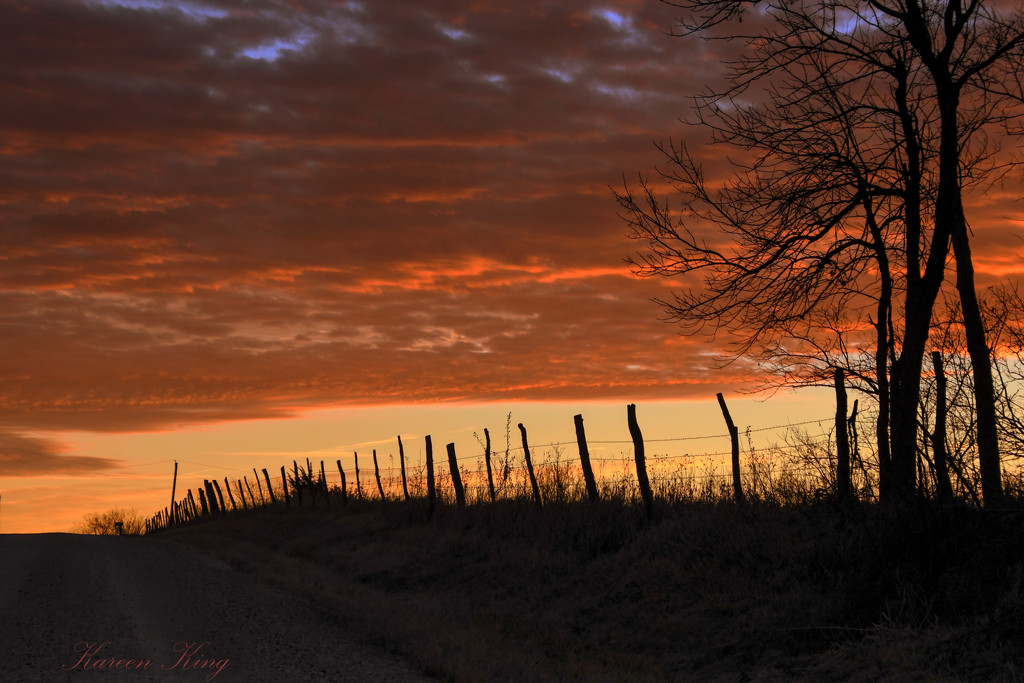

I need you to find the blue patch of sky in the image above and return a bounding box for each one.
[242,19,373,62]
[87,0,227,22]
[329,3,375,45]
[593,82,641,100]
[439,24,471,41]
[595,8,627,30]
[91,0,371,59]
[831,9,867,35]
[241,33,312,62]
[545,68,576,84]
[592,7,646,46]
[338,0,366,13]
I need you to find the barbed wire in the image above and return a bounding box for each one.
[131,414,837,484]
[264,431,836,478]
[444,417,832,465]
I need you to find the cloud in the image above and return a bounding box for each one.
[0,0,1018,436]
[0,429,121,476]
[0,269,757,432]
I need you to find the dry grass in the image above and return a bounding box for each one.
[73,506,146,535]
[164,482,1024,682]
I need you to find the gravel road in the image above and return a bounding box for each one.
[0,533,434,682]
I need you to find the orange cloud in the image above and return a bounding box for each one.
[0,0,1018,441]
[0,430,121,477]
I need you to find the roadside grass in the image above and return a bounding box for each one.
[73,506,146,535]
[163,468,1024,682]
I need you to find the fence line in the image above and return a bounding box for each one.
[144,401,843,533]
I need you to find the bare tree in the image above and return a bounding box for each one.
[892,0,1024,504]
[619,0,1024,503]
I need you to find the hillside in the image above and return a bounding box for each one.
[164,498,1024,682]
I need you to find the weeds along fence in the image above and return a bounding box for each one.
[145,383,864,533]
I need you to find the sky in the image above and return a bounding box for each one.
[1,0,1022,533]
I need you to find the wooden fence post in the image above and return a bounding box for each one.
[835,368,851,503]
[446,443,466,508]
[716,393,746,505]
[518,423,543,507]
[187,489,198,519]
[336,459,348,505]
[398,436,411,501]
[262,468,277,504]
[212,479,222,514]
[170,460,178,524]
[307,461,318,509]
[281,465,291,505]
[848,399,862,482]
[224,478,238,511]
[320,460,330,508]
[574,414,600,502]
[293,460,303,507]
[307,458,316,507]
[253,468,266,504]
[236,480,248,509]
[484,427,496,502]
[354,451,363,500]
[198,488,210,516]
[373,449,387,501]
[932,351,954,504]
[204,480,219,514]
[243,476,257,507]
[212,479,227,512]
[626,404,655,520]
[426,435,436,518]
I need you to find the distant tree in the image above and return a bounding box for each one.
[73,507,145,535]
[618,0,1024,503]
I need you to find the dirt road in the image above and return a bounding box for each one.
[0,533,434,682]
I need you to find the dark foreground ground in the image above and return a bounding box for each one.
[160,499,1024,682]
[0,532,432,682]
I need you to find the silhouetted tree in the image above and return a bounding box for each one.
[619,0,1024,503]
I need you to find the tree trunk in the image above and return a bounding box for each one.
[949,224,1003,505]
[834,369,850,503]
[931,351,953,504]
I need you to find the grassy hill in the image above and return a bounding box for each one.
[163,495,1024,682]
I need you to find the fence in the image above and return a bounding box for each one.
[144,386,856,533]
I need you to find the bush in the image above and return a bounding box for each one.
[73,507,145,535]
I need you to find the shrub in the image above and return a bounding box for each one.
[73,507,145,535]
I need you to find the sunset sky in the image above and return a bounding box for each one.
[1,0,1022,533]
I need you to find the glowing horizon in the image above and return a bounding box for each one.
[0,0,1021,532]
[0,390,841,534]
